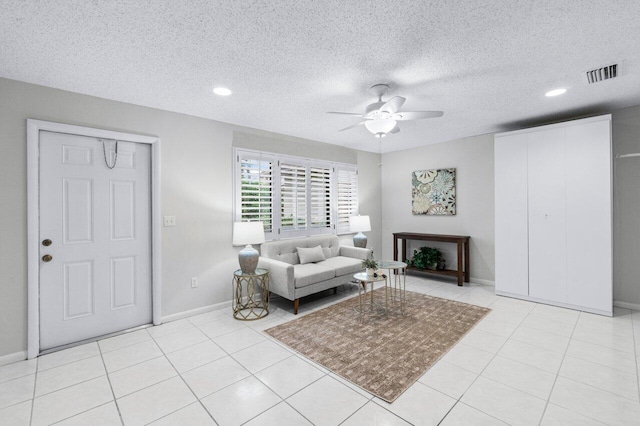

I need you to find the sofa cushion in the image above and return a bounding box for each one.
[293,263,335,288]
[260,235,341,264]
[297,245,326,264]
[316,256,363,276]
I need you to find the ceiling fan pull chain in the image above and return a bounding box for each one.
[100,138,119,169]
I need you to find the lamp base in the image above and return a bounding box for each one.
[353,232,367,248]
[239,244,259,274]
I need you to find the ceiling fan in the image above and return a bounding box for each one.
[327,83,443,138]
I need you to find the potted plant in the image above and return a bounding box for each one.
[361,251,379,276]
[407,246,444,270]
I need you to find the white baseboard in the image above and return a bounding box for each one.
[161,300,232,323]
[0,351,27,367]
[470,277,495,286]
[613,300,640,311]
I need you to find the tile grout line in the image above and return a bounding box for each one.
[144,328,220,425]
[97,339,126,426]
[538,310,640,424]
[47,401,115,426]
[369,400,418,426]
[190,325,312,424]
[22,280,633,426]
[631,314,640,403]
[236,296,380,426]
[24,355,107,399]
[438,297,540,424]
[28,357,38,426]
[228,323,331,425]
[536,308,581,426]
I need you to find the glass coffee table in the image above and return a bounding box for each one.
[378,260,407,314]
[353,272,388,322]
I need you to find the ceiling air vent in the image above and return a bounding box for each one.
[586,64,618,84]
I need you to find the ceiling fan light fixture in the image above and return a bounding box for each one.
[365,119,397,137]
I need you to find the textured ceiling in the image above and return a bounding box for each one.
[1,1,640,153]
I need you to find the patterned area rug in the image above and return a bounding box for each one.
[265,288,490,402]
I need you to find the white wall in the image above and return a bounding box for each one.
[3,74,639,359]
[0,77,381,358]
[380,134,495,283]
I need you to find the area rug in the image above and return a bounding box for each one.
[265,288,490,402]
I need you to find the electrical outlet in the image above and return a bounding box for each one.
[191,277,198,288]
[163,216,176,227]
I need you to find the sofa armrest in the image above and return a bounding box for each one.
[339,246,372,260]
[257,257,295,300]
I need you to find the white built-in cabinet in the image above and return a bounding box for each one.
[494,115,612,316]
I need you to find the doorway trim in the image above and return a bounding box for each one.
[27,119,162,359]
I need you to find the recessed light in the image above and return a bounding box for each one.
[213,87,232,96]
[545,88,567,97]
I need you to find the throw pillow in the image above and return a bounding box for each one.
[297,245,326,264]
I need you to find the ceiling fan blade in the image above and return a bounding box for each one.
[338,121,367,132]
[326,111,364,116]
[393,111,444,120]
[380,97,406,114]
[389,124,400,134]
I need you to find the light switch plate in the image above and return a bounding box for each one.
[163,216,176,227]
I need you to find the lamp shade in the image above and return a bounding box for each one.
[364,119,396,137]
[233,222,265,246]
[349,215,371,233]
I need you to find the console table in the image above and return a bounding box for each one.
[393,232,470,286]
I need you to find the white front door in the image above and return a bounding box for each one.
[39,131,152,350]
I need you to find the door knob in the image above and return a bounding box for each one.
[42,239,52,246]
[42,254,53,262]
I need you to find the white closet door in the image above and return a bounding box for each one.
[494,134,529,295]
[528,128,567,302]
[565,119,612,314]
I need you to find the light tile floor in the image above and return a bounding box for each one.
[1,276,639,425]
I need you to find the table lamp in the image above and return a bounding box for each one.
[233,221,265,274]
[349,215,371,248]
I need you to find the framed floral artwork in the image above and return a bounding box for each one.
[412,168,456,215]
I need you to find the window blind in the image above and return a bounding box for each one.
[280,162,307,231]
[336,166,359,234]
[235,148,358,240]
[310,166,332,229]
[238,156,273,233]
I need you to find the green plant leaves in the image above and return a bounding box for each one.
[407,246,444,270]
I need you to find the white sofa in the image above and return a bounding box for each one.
[258,235,371,314]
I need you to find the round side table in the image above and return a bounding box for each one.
[378,261,407,314]
[353,272,388,322]
[232,268,269,320]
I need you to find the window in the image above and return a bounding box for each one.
[335,166,359,234]
[237,154,274,234]
[234,148,358,240]
[280,161,307,231]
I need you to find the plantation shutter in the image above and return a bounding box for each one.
[310,165,332,229]
[336,166,358,234]
[280,161,307,231]
[238,155,273,233]
[234,148,358,240]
